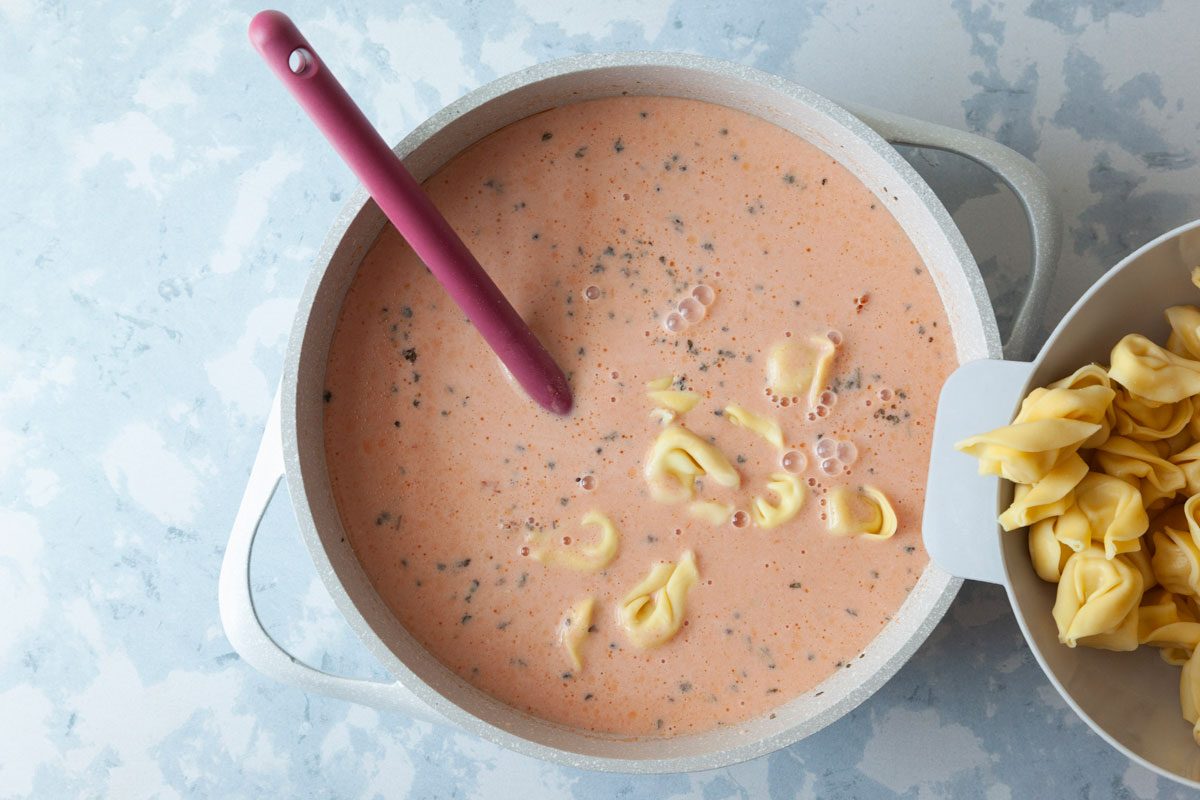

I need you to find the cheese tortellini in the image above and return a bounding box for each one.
[1035,472,1148,558]
[686,499,734,527]
[646,375,701,414]
[644,424,740,504]
[1093,436,1186,508]
[618,551,699,649]
[750,473,806,529]
[1113,387,1191,442]
[723,404,784,449]
[1151,520,1200,598]
[1182,649,1200,745]
[530,510,620,572]
[1139,588,1200,665]
[1166,306,1200,360]
[1171,442,1200,496]
[766,335,837,407]
[1048,364,1116,447]
[1028,517,1073,582]
[956,381,1112,484]
[997,455,1088,531]
[1053,544,1143,651]
[825,485,898,540]
[1109,334,1200,404]
[561,596,596,672]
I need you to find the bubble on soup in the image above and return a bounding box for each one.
[678,297,705,323]
[820,458,840,476]
[815,438,837,459]
[692,284,716,306]
[584,284,602,301]
[878,387,892,401]
[664,311,685,333]
[836,441,858,464]
[819,390,837,407]
[781,450,807,473]
[731,510,750,528]
[579,474,597,491]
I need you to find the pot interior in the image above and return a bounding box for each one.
[1003,220,1200,786]
[283,55,995,771]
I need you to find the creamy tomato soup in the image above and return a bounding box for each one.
[323,96,955,736]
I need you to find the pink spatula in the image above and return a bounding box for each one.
[249,10,573,415]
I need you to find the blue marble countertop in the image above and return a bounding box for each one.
[5,1,1200,797]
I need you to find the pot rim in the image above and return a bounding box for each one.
[279,50,998,772]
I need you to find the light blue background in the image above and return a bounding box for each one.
[4,1,1200,797]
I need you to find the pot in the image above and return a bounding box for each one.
[925,219,1200,789]
[218,52,1060,772]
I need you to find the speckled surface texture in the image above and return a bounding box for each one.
[4,1,1200,798]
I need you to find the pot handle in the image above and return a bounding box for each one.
[922,359,1035,584]
[218,391,441,722]
[846,103,1061,361]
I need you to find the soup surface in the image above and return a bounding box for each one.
[323,96,955,736]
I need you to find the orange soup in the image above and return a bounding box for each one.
[323,96,955,736]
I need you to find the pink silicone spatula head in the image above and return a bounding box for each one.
[248,10,573,415]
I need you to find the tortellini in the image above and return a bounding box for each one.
[1171,442,1200,496]
[646,375,701,414]
[1139,588,1200,665]
[1166,306,1200,360]
[686,499,734,527]
[1182,649,1200,745]
[766,335,836,407]
[1028,518,1073,582]
[561,596,596,672]
[1036,472,1148,558]
[1048,364,1116,448]
[644,424,740,504]
[997,455,1088,531]
[618,551,699,649]
[1151,522,1200,597]
[530,510,620,572]
[750,473,806,529]
[1125,544,1158,592]
[825,485,898,540]
[723,404,784,449]
[956,419,1099,486]
[1052,543,1143,651]
[1113,387,1192,442]
[956,381,1111,485]
[1093,435,1186,508]
[1109,334,1200,404]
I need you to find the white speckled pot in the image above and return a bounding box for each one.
[926,219,1200,790]
[219,52,1059,772]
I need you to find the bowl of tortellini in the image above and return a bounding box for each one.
[924,218,1200,788]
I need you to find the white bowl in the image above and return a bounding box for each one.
[926,218,1200,789]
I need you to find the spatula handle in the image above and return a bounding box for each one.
[248,10,573,415]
